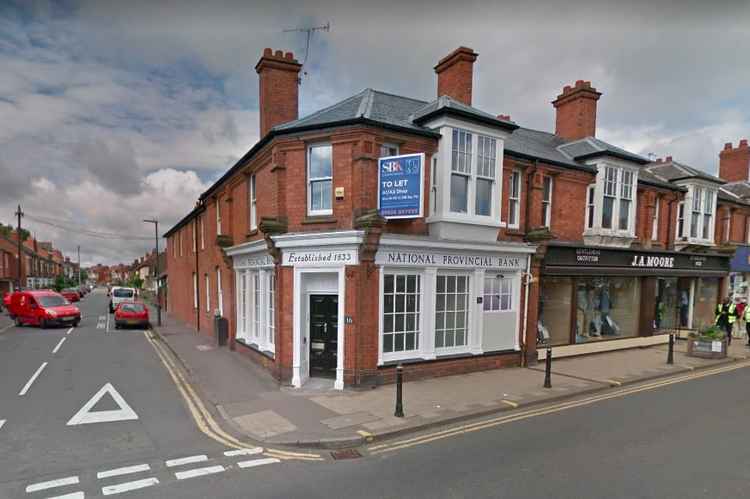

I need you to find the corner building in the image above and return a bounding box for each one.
[165,45,742,388]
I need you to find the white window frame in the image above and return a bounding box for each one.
[380,143,399,158]
[483,275,514,312]
[450,128,472,214]
[215,198,222,235]
[475,135,496,218]
[267,271,275,348]
[200,216,205,250]
[192,273,198,309]
[704,190,715,241]
[434,272,471,353]
[238,268,276,353]
[431,157,438,216]
[542,176,553,228]
[677,202,685,239]
[307,143,333,216]
[508,170,521,228]
[723,210,730,243]
[586,184,595,229]
[249,174,257,231]
[380,270,423,362]
[205,273,210,313]
[586,163,638,237]
[684,185,716,244]
[216,267,223,316]
[651,198,660,241]
[192,220,197,252]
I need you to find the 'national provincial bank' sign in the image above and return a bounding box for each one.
[375,250,525,270]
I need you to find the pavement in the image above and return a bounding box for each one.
[149,306,750,450]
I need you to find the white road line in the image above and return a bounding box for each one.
[46,492,84,499]
[25,475,79,493]
[0,323,13,334]
[101,477,158,496]
[66,327,74,335]
[165,455,208,468]
[223,447,263,457]
[0,419,5,431]
[52,337,67,354]
[174,465,225,480]
[106,314,110,333]
[19,362,48,396]
[97,464,151,480]
[237,458,280,469]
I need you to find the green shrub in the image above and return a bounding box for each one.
[689,325,727,341]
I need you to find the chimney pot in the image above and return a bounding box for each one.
[255,47,302,137]
[725,142,733,150]
[552,80,602,140]
[666,155,672,162]
[434,46,478,106]
[741,139,748,147]
[497,114,511,121]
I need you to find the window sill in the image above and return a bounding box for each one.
[246,229,259,238]
[302,215,337,225]
[235,338,275,360]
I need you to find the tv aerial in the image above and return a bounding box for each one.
[283,22,330,80]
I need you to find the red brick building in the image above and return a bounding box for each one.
[165,45,739,388]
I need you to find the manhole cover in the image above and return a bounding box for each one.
[330,449,362,460]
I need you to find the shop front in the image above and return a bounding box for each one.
[728,245,750,302]
[539,244,730,352]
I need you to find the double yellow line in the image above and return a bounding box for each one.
[368,360,750,455]
[144,331,323,462]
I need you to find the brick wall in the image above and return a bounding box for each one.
[719,140,750,183]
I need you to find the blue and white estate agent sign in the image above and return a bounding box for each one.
[378,153,424,219]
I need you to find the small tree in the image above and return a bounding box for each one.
[128,275,144,289]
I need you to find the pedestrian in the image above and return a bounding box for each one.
[715,296,737,345]
[736,299,747,340]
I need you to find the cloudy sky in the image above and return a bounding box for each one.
[1,0,749,265]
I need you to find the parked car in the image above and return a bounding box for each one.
[2,291,10,312]
[109,286,136,313]
[11,290,81,328]
[60,289,80,302]
[114,302,149,329]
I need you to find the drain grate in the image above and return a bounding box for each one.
[330,449,362,460]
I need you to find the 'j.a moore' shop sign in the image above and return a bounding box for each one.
[545,246,729,273]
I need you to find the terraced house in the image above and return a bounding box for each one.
[165,45,744,389]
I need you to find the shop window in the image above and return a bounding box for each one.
[308,144,333,216]
[539,277,573,346]
[574,277,640,343]
[694,277,719,330]
[382,273,421,355]
[542,176,553,228]
[483,276,513,311]
[435,274,470,349]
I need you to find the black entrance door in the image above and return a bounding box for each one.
[309,294,338,377]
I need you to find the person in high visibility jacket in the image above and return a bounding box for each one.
[715,296,737,345]
[744,303,750,346]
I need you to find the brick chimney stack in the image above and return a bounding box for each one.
[552,80,602,141]
[719,139,750,182]
[434,47,478,106]
[255,48,302,138]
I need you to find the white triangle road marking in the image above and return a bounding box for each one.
[67,383,139,426]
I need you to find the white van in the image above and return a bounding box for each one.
[109,287,136,313]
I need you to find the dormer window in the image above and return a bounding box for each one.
[583,163,638,246]
[677,185,717,245]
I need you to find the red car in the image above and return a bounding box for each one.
[11,290,81,328]
[2,292,11,310]
[114,302,150,329]
[60,289,80,302]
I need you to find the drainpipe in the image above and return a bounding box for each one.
[521,253,532,367]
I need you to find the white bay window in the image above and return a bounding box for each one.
[678,185,716,245]
[584,163,638,244]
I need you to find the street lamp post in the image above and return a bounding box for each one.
[143,219,161,327]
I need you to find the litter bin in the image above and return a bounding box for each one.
[215,315,229,347]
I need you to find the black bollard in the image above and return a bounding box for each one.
[667,333,674,365]
[394,364,404,417]
[544,343,552,388]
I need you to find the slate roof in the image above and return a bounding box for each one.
[645,160,724,184]
[410,95,518,131]
[638,168,687,191]
[504,127,594,171]
[557,137,650,164]
[273,89,435,136]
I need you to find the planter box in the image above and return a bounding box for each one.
[687,338,728,359]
